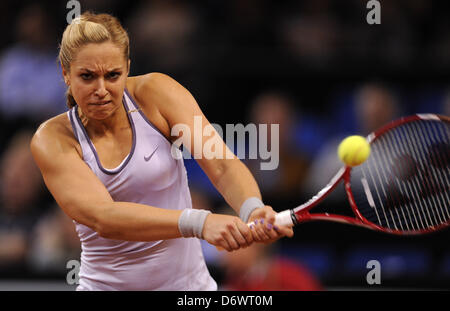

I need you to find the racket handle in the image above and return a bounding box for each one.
[246,210,294,227]
[274,210,295,227]
[246,210,295,228]
[215,210,294,251]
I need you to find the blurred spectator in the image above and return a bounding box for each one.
[0,130,44,277]
[126,0,201,74]
[442,89,450,116]
[427,14,450,69]
[246,91,310,207]
[354,83,400,135]
[0,4,66,123]
[125,0,216,111]
[277,1,339,69]
[304,83,401,200]
[220,243,322,291]
[27,206,80,276]
[79,0,121,13]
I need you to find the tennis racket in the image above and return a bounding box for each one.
[267,114,450,235]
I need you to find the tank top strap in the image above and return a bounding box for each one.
[122,89,135,113]
[123,88,168,139]
[67,90,169,169]
[67,106,96,164]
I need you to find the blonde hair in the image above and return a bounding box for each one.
[58,12,130,108]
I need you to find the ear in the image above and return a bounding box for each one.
[127,59,131,75]
[62,66,70,85]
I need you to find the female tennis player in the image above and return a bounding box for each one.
[30,12,293,290]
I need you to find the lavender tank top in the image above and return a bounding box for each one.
[67,89,216,291]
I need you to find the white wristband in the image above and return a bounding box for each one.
[239,197,264,223]
[178,209,211,239]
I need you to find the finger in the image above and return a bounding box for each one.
[264,222,280,239]
[258,206,278,236]
[274,225,294,238]
[264,209,276,225]
[237,221,254,246]
[219,233,233,251]
[249,222,263,242]
[222,230,240,251]
[229,223,250,248]
[216,237,232,252]
[254,219,271,241]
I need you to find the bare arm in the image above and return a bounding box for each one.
[133,73,293,241]
[30,118,254,250]
[134,73,261,214]
[30,120,182,242]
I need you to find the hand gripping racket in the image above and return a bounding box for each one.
[268,114,450,235]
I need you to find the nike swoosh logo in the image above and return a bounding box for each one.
[144,146,159,162]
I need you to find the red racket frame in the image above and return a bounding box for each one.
[290,114,450,235]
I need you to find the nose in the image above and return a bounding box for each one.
[94,78,108,98]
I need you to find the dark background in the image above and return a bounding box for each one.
[0,0,448,290]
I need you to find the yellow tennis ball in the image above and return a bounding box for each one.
[337,135,371,166]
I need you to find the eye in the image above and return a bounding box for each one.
[80,73,92,80]
[107,72,121,79]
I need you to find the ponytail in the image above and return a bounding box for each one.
[66,87,77,108]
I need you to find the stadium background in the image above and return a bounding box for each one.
[0,0,449,290]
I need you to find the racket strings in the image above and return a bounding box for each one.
[372,134,415,231]
[394,120,448,229]
[361,131,413,231]
[352,119,450,233]
[388,123,435,230]
[396,122,444,228]
[411,122,450,221]
[414,121,450,221]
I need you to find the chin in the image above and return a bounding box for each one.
[86,101,119,119]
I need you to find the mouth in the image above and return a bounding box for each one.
[89,100,112,106]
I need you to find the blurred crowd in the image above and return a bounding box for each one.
[0,0,449,289]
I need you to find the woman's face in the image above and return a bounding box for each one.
[63,41,129,120]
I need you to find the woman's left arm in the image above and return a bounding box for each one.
[133,73,293,242]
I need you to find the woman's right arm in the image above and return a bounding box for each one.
[30,120,253,251]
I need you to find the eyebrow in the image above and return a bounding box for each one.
[79,67,123,73]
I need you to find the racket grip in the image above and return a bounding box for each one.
[215,210,294,251]
[274,210,295,227]
[244,209,295,229]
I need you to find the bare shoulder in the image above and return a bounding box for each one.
[31,112,81,162]
[126,74,192,140]
[130,72,177,93]
[128,73,192,110]
[126,73,203,141]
